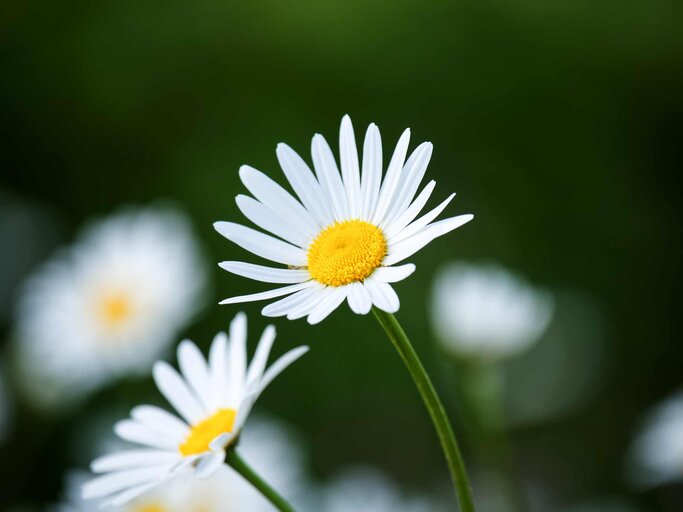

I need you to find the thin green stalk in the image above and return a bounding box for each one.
[373,308,476,512]
[226,449,296,512]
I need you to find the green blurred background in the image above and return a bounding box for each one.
[1,0,681,510]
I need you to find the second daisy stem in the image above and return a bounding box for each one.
[373,308,476,512]
[226,449,296,512]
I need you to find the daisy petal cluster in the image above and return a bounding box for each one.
[215,115,473,324]
[82,313,308,507]
[14,207,206,407]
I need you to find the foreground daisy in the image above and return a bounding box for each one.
[431,262,554,360]
[627,391,683,488]
[215,115,473,324]
[14,207,206,407]
[82,313,308,509]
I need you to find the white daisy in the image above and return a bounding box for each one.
[318,467,446,512]
[627,391,683,488]
[82,313,308,508]
[14,206,206,407]
[431,262,553,359]
[214,115,473,324]
[60,418,307,512]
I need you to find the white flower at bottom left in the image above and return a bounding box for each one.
[81,313,308,508]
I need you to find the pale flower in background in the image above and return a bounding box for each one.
[430,262,553,359]
[215,115,472,324]
[58,418,307,512]
[627,391,683,488]
[317,467,445,512]
[82,313,308,507]
[13,206,206,407]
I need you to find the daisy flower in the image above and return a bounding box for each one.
[61,418,307,512]
[431,262,553,360]
[14,207,206,407]
[215,115,473,324]
[627,391,683,488]
[82,312,308,508]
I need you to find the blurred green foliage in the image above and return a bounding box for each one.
[1,0,681,510]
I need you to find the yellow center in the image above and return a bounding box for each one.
[179,408,237,457]
[99,292,133,328]
[307,220,387,287]
[131,504,166,512]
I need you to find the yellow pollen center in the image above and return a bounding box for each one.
[132,504,166,512]
[179,408,237,457]
[307,220,387,287]
[99,292,133,328]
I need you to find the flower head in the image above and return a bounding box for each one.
[14,207,206,407]
[627,391,683,488]
[431,262,553,359]
[215,115,472,324]
[81,313,308,508]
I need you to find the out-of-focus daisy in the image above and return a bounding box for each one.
[60,418,307,512]
[14,206,206,407]
[627,391,683,488]
[82,313,308,508]
[430,262,553,359]
[318,467,445,512]
[215,115,472,324]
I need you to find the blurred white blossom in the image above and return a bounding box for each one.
[14,206,207,408]
[430,262,553,359]
[58,417,307,512]
[627,391,683,488]
[317,467,445,512]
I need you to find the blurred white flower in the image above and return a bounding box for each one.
[318,467,445,512]
[59,418,307,512]
[430,262,553,359]
[13,206,207,407]
[82,313,308,507]
[627,391,683,488]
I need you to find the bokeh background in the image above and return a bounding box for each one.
[1,1,681,510]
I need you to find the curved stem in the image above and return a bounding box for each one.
[226,449,296,512]
[373,308,476,512]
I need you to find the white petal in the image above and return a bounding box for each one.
[307,286,347,324]
[196,451,226,480]
[381,142,433,227]
[153,362,205,425]
[360,123,382,219]
[219,280,318,306]
[91,450,180,473]
[214,221,307,266]
[373,264,416,283]
[82,465,171,499]
[347,281,372,315]
[209,432,235,452]
[236,195,311,248]
[114,420,178,451]
[103,480,164,508]
[339,115,362,217]
[177,340,212,413]
[372,128,411,225]
[229,312,248,404]
[365,277,400,313]
[257,346,309,396]
[261,284,324,317]
[388,192,455,245]
[383,180,436,240]
[239,165,318,236]
[219,261,310,284]
[287,286,332,320]
[246,325,276,387]
[276,143,333,226]
[131,405,189,440]
[208,332,228,410]
[384,214,474,266]
[311,133,349,221]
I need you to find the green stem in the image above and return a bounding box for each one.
[226,449,296,512]
[373,308,476,512]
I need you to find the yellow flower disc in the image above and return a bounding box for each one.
[307,220,387,287]
[99,292,133,328]
[179,408,236,456]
